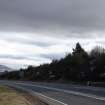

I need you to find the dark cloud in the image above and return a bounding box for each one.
[40,53,66,60]
[5,38,53,47]
[0,54,29,60]
[0,54,50,62]
[0,0,105,37]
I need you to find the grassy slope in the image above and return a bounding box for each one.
[0,85,32,105]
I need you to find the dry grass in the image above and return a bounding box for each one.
[0,85,36,105]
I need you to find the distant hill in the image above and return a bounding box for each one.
[0,65,12,73]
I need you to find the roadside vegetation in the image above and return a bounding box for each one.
[1,42,105,83]
[0,85,45,105]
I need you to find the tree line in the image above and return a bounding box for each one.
[1,43,105,83]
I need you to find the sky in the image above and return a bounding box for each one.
[0,0,105,69]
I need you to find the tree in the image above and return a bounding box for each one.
[89,46,105,81]
[71,42,89,81]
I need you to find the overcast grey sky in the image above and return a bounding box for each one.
[0,0,105,69]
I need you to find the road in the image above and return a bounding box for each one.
[0,80,105,105]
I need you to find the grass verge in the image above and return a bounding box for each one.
[0,85,47,105]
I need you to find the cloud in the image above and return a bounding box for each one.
[0,32,104,69]
[40,53,66,60]
[0,0,105,37]
[0,0,105,69]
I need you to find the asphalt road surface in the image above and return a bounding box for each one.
[0,80,105,105]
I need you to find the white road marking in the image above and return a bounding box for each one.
[35,92,68,105]
[15,82,105,101]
